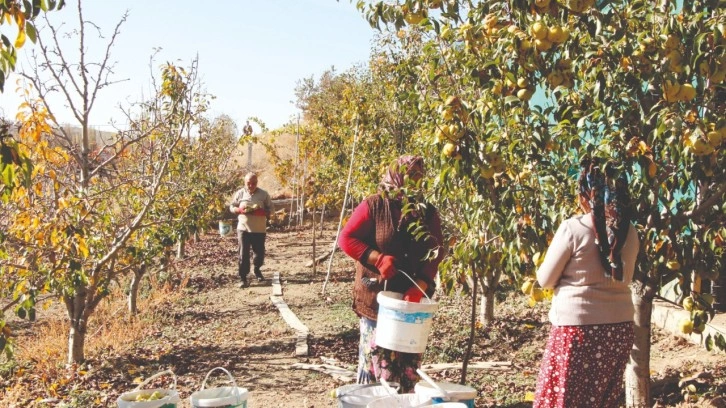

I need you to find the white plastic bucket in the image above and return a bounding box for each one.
[366,393,429,408]
[375,291,438,353]
[414,382,477,408]
[219,221,232,236]
[117,370,181,408]
[190,367,248,408]
[335,383,401,408]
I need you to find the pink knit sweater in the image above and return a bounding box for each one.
[536,214,640,326]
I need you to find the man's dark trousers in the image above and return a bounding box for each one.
[238,230,266,279]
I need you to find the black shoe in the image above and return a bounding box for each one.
[239,277,249,288]
[254,274,265,282]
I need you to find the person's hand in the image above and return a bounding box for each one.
[237,205,246,214]
[374,254,398,280]
[403,280,428,303]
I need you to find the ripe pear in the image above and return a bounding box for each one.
[521,279,535,295]
[442,142,458,157]
[530,22,549,40]
[149,391,164,401]
[531,288,545,302]
[676,83,696,101]
[698,60,711,77]
[678,318,694,334]
[517,88,534,101]
[706,130,723,147]
[682,297,695,312]
[547,26,569,43]
[535,38,553,52]
[663,81,680,102]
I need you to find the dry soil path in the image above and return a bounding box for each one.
[168,228,357,408]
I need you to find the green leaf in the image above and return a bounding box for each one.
[25,21,37,44]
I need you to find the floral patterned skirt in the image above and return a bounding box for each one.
[357,316,422,393]
[534,322,634,408]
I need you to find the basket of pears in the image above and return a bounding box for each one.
[117,369,181,408]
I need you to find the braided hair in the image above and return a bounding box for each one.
[578,157,633,281]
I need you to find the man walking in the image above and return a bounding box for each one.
[230,172,274,287]
[243,120,253,137]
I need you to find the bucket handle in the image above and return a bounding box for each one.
[133,369,177,391]
[335,382,401,397]
[416,368,450,401]
[200,367,242,404]
[382,269,432,301]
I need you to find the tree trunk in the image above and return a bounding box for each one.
[128,265,146,315]
[480,286,495,324]
[65,287,89,364]
[625,282,654,408]
[68,317,88,364]
[462,266,478,384]
[479,269,501,324]
[319,204,326,237]
[312,209,317,275]
[176,234,185,259]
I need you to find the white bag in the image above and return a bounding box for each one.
[117,369,181,408]
[190,367,249,408]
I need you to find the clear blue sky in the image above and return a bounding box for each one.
[0,0,375,132]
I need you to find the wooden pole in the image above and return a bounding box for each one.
[322,119,360,295]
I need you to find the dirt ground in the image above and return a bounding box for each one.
[86,226,721,408]
[1,137,724,407]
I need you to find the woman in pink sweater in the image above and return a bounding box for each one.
[534,158,640,408]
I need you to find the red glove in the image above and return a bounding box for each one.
[374,254,398,280]
[403,280,428,303]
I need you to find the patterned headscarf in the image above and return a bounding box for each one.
[379,155,427,232]
[380,155,425,192]
[578,157,633,281]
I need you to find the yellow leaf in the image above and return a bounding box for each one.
[132,376,143,384]
[524,391,536,402]
[528,297,537,307]
[638,141,649,154]
[15,29,26,49]
[647,161,656,178]
[523,323,535,329]
[75,234,89,257]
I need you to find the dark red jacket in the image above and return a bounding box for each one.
[339,194,444,320]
